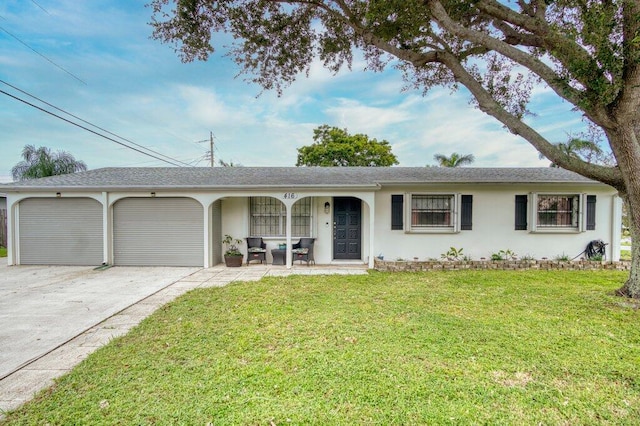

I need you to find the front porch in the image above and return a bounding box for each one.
[217,193,375,269]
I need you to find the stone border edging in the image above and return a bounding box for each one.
[374,258,631,272]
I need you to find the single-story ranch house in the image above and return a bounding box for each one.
[1,167,622,268]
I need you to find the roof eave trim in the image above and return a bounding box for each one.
[1,184,381,192]
[377,180,605,186]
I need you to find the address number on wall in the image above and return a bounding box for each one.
[283,192,298,199]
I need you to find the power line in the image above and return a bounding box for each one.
[0,25,86,85]
[30,0,51,15]
[0,89,186,167]
[189,154,209,166]
[1,80,193,166]
[0,80,193,167]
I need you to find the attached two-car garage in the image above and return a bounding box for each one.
[17,197,205,267]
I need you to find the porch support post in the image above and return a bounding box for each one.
[285,201,293,269]
[203,203,212,268]
[102,192,110,265]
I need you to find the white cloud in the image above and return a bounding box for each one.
[324,97,416,133]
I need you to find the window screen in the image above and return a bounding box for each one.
[537,195,579,228]
[411,195,453,228]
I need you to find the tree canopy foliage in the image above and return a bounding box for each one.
[11,145,87,181]
[150,0,640,297]
[433,152,475,167]
[296,125,398,167]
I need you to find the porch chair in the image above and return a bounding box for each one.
[292,238,315,265]
[246,237,267,264]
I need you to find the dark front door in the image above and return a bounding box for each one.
[333,197,361,260]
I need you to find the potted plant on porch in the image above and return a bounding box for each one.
[223,234,244,267]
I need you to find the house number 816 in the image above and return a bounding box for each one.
[283,192,297,199]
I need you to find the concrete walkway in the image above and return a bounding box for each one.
[0,261,366,415]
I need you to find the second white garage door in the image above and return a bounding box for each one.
[113,197,203,266]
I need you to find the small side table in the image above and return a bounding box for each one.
[271,249,286,265]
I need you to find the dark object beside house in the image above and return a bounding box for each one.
[271,249,286,265]
[293,238,315,265]
[585,239,607,260]
[246,237,267,264]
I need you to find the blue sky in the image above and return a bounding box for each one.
[0,1,588,182]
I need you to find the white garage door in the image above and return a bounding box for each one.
[113,197,203,266]
[19,198,103,265]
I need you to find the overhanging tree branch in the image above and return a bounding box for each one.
[436,49,623,187]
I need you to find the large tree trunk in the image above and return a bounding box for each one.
[609,125,640,299]
[617,196,640,298]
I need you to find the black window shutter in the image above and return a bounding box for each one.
[586,195,596,230]
[460,195,473,230]
[515,195,528,230]
[391,195,403,230]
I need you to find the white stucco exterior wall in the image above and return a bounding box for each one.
[374,184,619,261]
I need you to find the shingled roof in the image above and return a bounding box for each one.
[1,166,602,191]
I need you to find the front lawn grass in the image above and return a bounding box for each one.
[3,270,639,425]
[0,247,6,258]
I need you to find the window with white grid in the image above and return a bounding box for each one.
[249,197,312,237]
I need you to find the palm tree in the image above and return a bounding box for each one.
[218,159,242,167]
[540,138,608,167]
[433,152,475,167]
[11,145,88,181]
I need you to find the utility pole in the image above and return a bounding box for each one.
[198,132,215,167]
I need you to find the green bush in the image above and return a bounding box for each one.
[441,247,464,261]
[491,249,517,261]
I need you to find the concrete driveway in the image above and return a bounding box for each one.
[0,258,367,413]
[0,258,199,380]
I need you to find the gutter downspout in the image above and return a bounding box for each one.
[611,195,622,261]
[7,197,15,265]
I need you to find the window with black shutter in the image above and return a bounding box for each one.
[515,195,528,230]
[411,195,454,228]
[460,195,473,230]
[586,195,596,230]
[536,194,580,228]
[391,194,403,230]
